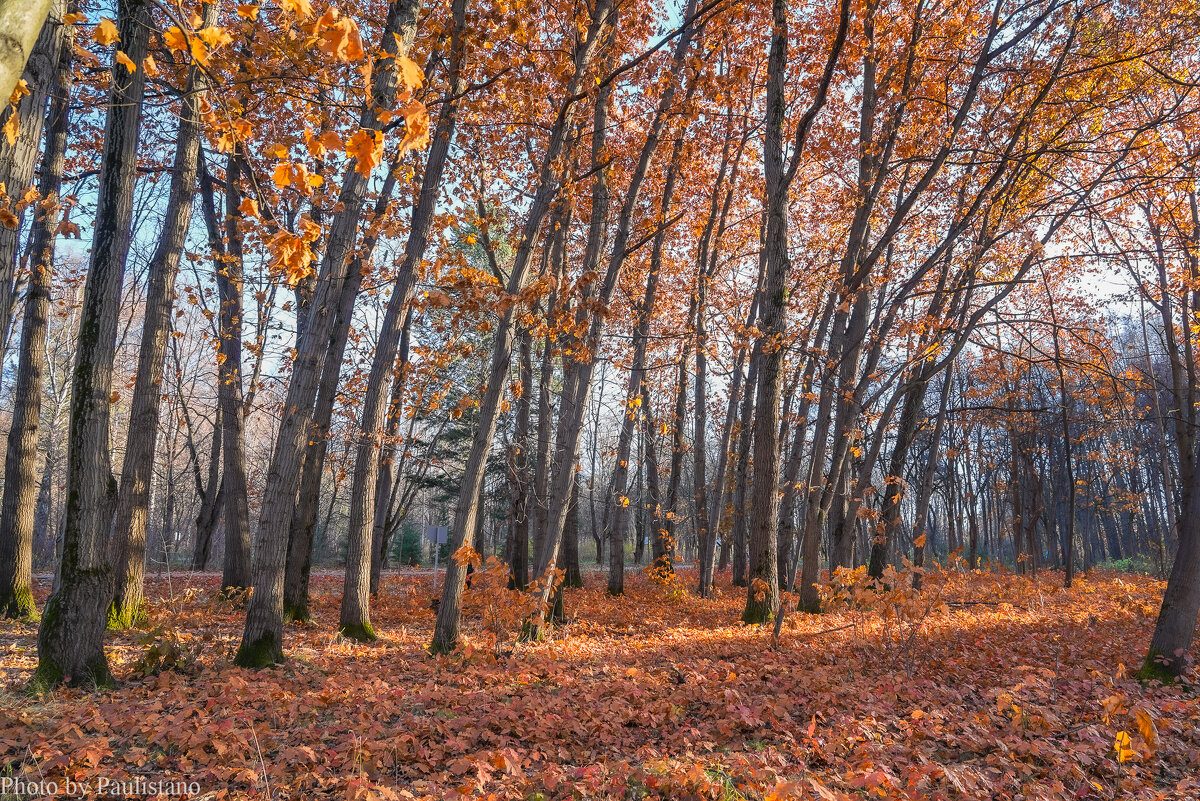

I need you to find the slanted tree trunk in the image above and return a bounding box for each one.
[236,0,424,667]
[35,0,151,689]
[562,472,583,588]
[429,1,616,653]
[339,0,464,639]
[1140,465,1200,681]
[0,8,69,621]
[0,1,62,351]
[0,0,55,108]
[108,2,217,628]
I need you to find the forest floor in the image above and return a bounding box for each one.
[1,566,1198,800]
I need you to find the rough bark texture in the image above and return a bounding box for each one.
[212,154,252,593]
[236,0,423,667]
[0,5,68,621]
[1140,462,1200,681]
[0,1,61,349]
[429,1,614,653]
[35,0,150,689]
[0,0,54,110]
[108,3,217,628]
[369,317,411,595]
[507,326,533,590]
[742,0,789,624]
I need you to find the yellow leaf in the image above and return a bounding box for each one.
[164,26,188,53]
[2,113,17,146]
[279,0,314,17]
[238,197,260,219]
[1114,730,1136,763]
[397,100,429,152]
[1135,709,1159,752]
[235,4,260,20]
[189,35,209,64]
[272,162,293,188]
[94,18,120,47]
[142,55,159,76]
[913,533,927,548]
[115,50,136,73]
[197,26,233,51]
[8,78,29,105]
[397,55,424,89]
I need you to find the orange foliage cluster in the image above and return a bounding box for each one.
[2,570,1198,800]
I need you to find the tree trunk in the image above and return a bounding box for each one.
[35,0,150,688]
[236,0,424,667]
[208,153,253,593]
[0,0,61,348]
[369,312,412,595]
[429,3,615,653]
[108,2,217,627]
[507,325,532,590]
[1140,462,1200,681]
[0,0,55,108]
[0,8,68,621]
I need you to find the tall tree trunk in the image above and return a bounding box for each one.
[108,2,217,627]
[507,325,532,590]
[429,2,616,653]
[236,0,424,667]
[0,8,69,620]
[208,153,253,593]
[0,0,61,349]
[35,0,150,688]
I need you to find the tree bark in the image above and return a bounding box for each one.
[108,1,217,628]
[0,1,61,351]
[0,6,68,621]
[35,0,150,689]
[236,0,424,666]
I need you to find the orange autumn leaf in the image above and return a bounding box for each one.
[163,26,188,53]
[397,54,423,89]
[318,17,366,62]
[93,18,119,47]
[114,50,137,73]
[451,544,481,569]
[345,129,383,176]
[197,26,233,52]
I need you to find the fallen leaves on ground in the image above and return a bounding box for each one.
[1,569,1197,800]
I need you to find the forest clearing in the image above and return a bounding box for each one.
[2,568,1198,801]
